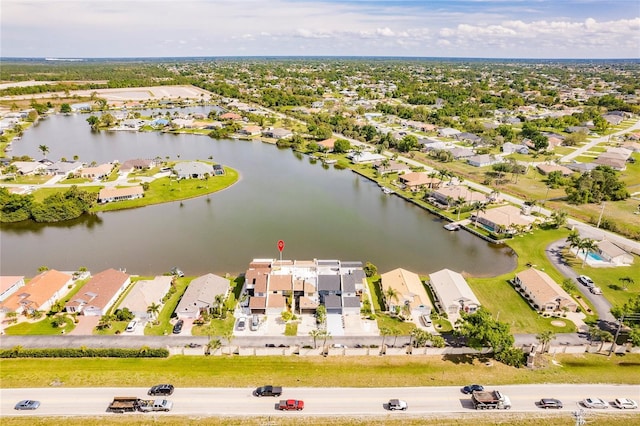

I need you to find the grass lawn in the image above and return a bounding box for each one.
[92,166,239,212]
[192,316,235,337]
[562,251,640,309]
[1,353,638,389]
[3,314,75,335]
[467,227,587,333]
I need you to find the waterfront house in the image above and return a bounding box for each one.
[471,205,535,234]
[174,161,213,179]
[380,268,432,319]
[119,159,156,174]
[513,268,577,313]
[0,276,25,302]
[428,269,480,322]
[97,186,144,203]
[219,112,242,121]
[347,151,385,164]
[174,273,230,319]
[46,161,83,176]
[262,128,293,140]
[317,138,336,151]
[118,276,172,319]
[11,161,46,175]
[1,270,73,315]
[373,160,411,175]
[399,172,441,192]
[80,163,114,180]
[65,269,130,316]
[430,185,487,207]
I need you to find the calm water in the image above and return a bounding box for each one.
[1,111,516,277]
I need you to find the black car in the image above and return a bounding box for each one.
[538,398,563,409]
[462,384,484,394]
[148,384,175,396]
[173,319,184,334]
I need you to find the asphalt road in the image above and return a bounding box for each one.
[2,384,639,417]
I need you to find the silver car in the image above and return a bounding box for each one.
[15,400,40,410]
[582,397,608,409]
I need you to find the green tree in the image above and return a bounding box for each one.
[578,238,597,268]
[38,144,50,157]
[363,262,378,278]
[86,115,100,130]
[146,302,161,321]
[536,330,555,353]
[619,276,635,291]
[333,138,351,153]
[471,201,486,228]
[384,286,400,311]
[60,103,72,114]
[309,329,321,349]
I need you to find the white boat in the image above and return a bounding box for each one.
[444,223,460,231]
[381,187,394,194]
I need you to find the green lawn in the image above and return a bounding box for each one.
[3,315,75,335]
[1,353,638,389]
[192,316,235,337]
[92,167,239,212]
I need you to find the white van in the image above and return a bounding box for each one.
[125,320,137,332]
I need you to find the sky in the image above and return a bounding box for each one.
[1,0,639,59]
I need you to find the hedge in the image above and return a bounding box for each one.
[0,346,169,358]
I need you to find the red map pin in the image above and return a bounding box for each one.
[277,240,285,252]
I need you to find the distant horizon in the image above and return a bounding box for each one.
[2,1,638,59]
[2,56,639,62]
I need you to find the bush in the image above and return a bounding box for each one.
[0,347,170,358]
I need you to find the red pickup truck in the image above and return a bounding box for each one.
[278,399,304,411]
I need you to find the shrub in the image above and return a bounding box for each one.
[0,347,170,358]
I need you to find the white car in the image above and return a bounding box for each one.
[577,275,595,288]
[125,320,137,332]
[582,397,608,409]
[613,398,638,409]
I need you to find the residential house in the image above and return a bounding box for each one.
[212,164,225,175]
[347,151,386,164]
[593,151,628,170]
[0,276,25,303]
[46,161,83,176]
[373,160,411,175]
[502,142,529,155]
[380,268,432,319]
[262,128,293,139]
[428,269,480,322]
[119,159,156,174]
[536,163,574,176]
[0,270,73,315]
[118,276,172,319]
[239,125,262,136]
[565,126,590,134]
[455,132,482,145]
[438,127,461,138]
[174,161,214,179]
[65,269,130,316]
[513,268,577,313]
[471,204,535,234]
[171,118,194,129]
[219,112,242,121]
[467,154,501,167]
[399,172,441,192]
[11,161,46,175]
[70,103,92,112]
[174,273,230,319]
[430,186,487,207]
[447,147,475,159]
[602,114,624,126]
[80,163,114,180]
[317,138,336,151]
[97,186,144,203]
[596,240,634,265]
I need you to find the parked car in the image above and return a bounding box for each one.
[590,286,602,295]
[277,399,304,410]
[125,320,137,332]
[538,398,563,409]
[236,317,246,331]
[148,384,175,396]
[577,275,595,288]
[462,384,484,394]
[387,399,408,411]
[172,319,184,334]
[14,400,40,410]
[254,385,282,397]
[582,397,608,409]
[250,314,260,331]
[420,314,432,327]
[612,398,638,409]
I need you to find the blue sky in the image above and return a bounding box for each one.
[2,0,639,58]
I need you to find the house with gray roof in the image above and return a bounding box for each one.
[175,273,230,319]
[46,161,83,176]
[174,161,214,179]
[118,276,172,319]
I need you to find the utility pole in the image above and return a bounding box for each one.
[596,201,606,228]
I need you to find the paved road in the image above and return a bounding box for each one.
[2,384,639,417]
[560,119,640,162]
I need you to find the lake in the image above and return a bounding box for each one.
[0,110,517,277]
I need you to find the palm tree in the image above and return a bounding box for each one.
[319,329,332,348]
[146,302,161,322]
[309,329,321,349]
[379,326,392,348]
[472,202,486,228]
[455,196,466,220]
[384,287,400,311]
[566,230,581,251]
[222,329,234,355]
[38,144,50,158]
[213,294,226,318]
[206,338,221,355]
[619,276,635,291]
[579,238,597,268]
[536,330,555,353]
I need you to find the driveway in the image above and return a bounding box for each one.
[68,316,99,336]
[545,238,616,329]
